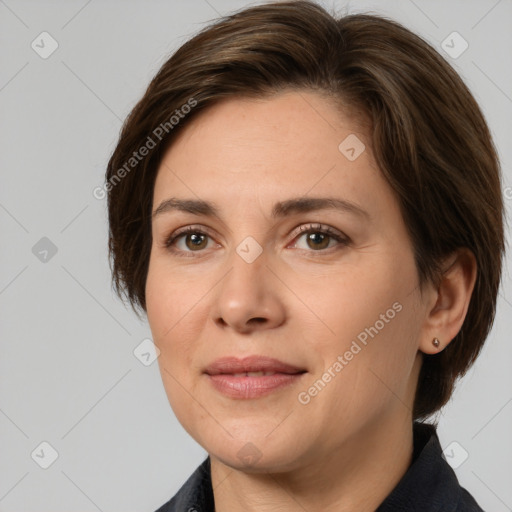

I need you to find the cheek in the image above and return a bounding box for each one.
[146,256,197,338]
[146,263,203,421]
[146,257,214,383]
[304,256,420,392]
[146,259,192,368]
[301,301,420,443]
[299,262,408,347]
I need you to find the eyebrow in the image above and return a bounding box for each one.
[152,196,371,221]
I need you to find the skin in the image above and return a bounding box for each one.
[145,90,477,512]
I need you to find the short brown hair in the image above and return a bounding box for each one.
[105,0,505,420]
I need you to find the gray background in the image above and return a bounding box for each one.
[0,0,511,510]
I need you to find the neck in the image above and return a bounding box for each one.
[210,410,414,512]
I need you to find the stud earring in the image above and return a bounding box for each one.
[432,337,440,348]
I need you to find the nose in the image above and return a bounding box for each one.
[211,246,286,334]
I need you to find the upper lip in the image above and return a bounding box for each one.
[204,356,306,375]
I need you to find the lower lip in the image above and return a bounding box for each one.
[206,373,305,399]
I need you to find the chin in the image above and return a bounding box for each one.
[205,430,306,474]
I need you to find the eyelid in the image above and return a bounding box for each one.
[165,224,216,243]
[289,223,348,243]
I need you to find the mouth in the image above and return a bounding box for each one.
[204,355,307,376]
[204,356,307,399]
[229,371,285,377]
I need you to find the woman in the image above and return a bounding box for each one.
[105,1,504,510]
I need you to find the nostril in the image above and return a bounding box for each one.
[250,317,266,324]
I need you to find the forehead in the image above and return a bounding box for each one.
[153,90,384,212]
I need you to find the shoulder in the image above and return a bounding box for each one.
[458,487,485,511]
[377,422,485,511]
[153,456,214,512]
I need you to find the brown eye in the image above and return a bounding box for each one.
[183,233,208,250]
[164,226,215,256]
[292,224,349,252]
[304,232,331,250]
[164,223,349,258]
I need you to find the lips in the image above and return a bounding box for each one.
[204,355,306,376]
[204,356,307,399]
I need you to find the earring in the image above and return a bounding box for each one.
[432,337,440,348]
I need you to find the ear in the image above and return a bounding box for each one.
[419,248,477,354]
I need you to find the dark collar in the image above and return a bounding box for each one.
[376,422,483,511]
[155,422,484,511]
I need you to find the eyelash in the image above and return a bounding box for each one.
[163,223,350,258]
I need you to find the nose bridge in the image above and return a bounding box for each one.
[211,236,286,331]
[225,236,269,307]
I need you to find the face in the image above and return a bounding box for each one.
[146,90,427,472]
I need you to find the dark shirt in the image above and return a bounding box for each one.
[154,422,484,511]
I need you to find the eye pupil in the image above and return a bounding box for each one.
[307,232,329,250]
[187,233,207,249]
